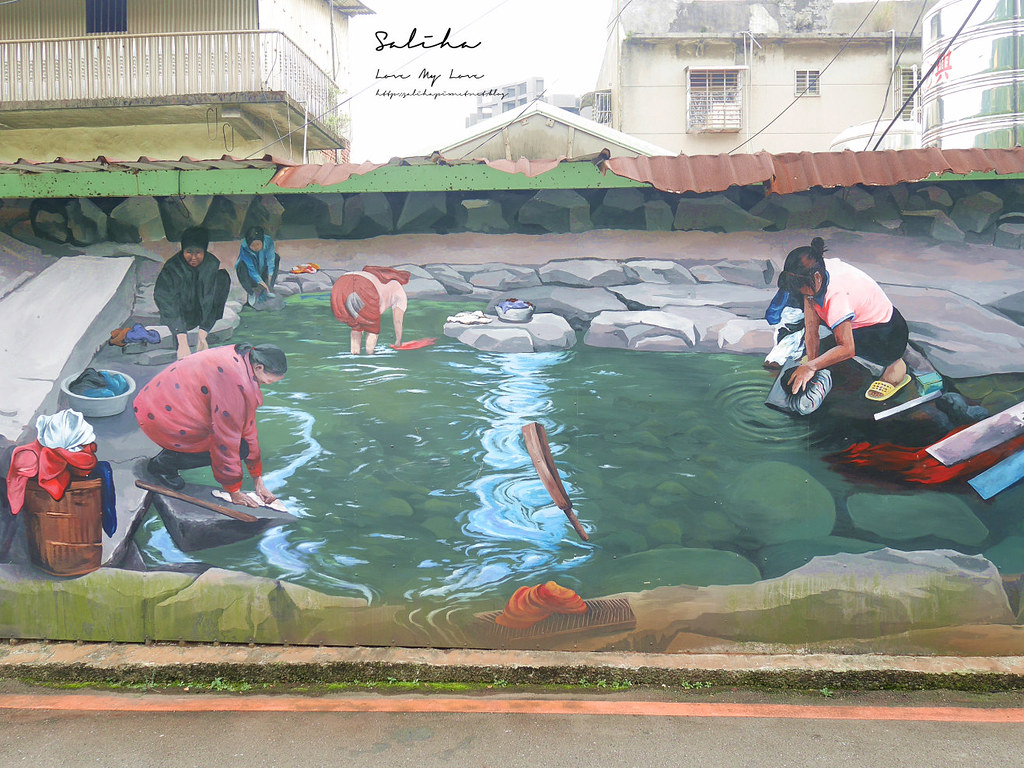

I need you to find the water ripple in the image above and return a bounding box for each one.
[711,369,818,450]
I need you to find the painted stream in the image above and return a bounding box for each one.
[135,296,1024,611]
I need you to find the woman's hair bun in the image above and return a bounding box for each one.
[810,236,826,256]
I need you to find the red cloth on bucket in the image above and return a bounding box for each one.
[5,440,98,515]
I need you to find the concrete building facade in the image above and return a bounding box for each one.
[0,0,373,163]
[592,0,925,154]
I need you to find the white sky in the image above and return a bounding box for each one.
[346,0,615,162]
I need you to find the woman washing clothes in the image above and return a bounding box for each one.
[330,266,410,355]
[235,226,282,311]
[779,237,912,402]
[135,342,287,507]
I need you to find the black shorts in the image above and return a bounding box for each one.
[851,307,908,367]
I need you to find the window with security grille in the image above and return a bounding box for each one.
[85,0,127,34]
[687,69,742,133]
[795,70,820,96]
[593,90,612,125]
[896,66,921,121]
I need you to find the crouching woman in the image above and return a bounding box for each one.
[135,342,286,506]
[780,237,911,402]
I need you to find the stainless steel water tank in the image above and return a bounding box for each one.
[921,0,1024,148]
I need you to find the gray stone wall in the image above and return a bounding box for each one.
[4,178,1024,251]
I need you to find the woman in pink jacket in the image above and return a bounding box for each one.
[134,343,286,507]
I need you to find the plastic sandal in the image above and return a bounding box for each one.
[865,374,912,402]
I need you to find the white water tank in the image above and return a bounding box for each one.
[921,0,1024,148]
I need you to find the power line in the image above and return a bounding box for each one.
[243,0,517,160]
[606,0,636,42]
[728,0,882,154]
[863,0,929,150]
[872,0,984,150]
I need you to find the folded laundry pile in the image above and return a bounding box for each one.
[109,323,161,347]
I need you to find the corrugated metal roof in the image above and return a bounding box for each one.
[5,148,1024,196]
[267,155,608,188]
[604,148,1024,195]
[766,148,1024,194]
[269,160,384,188]
[0,155,288,175]
[603,153,777,194]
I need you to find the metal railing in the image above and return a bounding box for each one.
[0,30,342,134]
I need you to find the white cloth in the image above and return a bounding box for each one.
[36,409,95,451]
[212,489,289,513]
[446,310,493,325]
[765,330,805,367]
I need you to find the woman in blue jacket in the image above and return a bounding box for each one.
[235,226,281,310]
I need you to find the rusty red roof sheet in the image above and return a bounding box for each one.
[766,148,1024,195]
[603,153,776,194]
[603,148,1024,196]
[268,160,385,188]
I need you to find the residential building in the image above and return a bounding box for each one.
[0,0,373,163]
[443,99,673,161]
[591,0,925,154]
[466,76,580,127]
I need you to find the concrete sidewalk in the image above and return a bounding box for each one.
[3,642,1024,691]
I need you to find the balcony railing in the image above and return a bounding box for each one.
[0,30,342,135]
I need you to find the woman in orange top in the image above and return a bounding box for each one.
[330,266,410,355]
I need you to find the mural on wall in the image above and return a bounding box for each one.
[2,180,1024,654]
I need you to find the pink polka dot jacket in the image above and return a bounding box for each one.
[134,345,264,492]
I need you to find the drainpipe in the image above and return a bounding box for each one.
[1016,0,1021,143]
[741,32,760,151]
[615,0,622,131]
[302,102,309,163]
[890,29,896,119]
[330,4,337,79]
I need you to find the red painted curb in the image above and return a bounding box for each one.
[1,694,1023,722]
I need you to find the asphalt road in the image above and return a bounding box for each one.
[3,687,1024,768]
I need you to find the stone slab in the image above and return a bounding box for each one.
[609,282,776,319]
[0,256,136,443]
[444,313,576,353]
[151,481,297,553]
[887,285,1024,378]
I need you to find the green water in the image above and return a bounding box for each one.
[136,294,1024,608]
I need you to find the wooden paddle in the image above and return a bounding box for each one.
[135,480,259,523]
[522,422,589,542]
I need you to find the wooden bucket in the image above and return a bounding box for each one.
[23,476,102,577]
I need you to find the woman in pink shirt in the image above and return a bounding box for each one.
[330,266,410,354]
[135,343,286,506]
[778,237,910,402]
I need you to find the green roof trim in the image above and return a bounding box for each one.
[0,162,648,199]
[926,170,1024,182]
